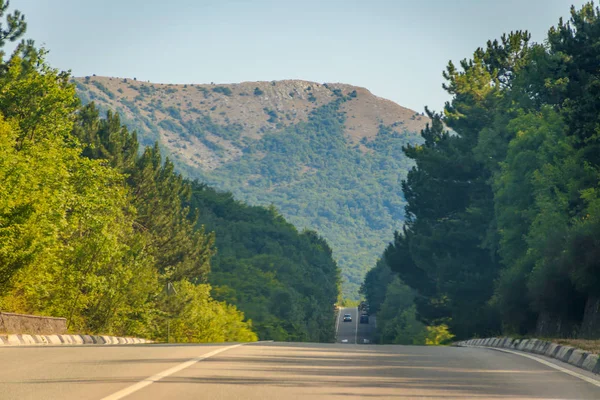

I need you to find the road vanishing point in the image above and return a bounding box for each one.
[0,308,599,399]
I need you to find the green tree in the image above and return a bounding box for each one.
[384,32,532,339]
[0,0,26,63]
[376,277,425,345]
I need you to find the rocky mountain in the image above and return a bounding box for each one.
[74,76,428,298]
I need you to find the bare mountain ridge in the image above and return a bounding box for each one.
[74,77,428,170]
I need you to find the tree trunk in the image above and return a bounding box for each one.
[535,311,578,338]
[579,296,600,339]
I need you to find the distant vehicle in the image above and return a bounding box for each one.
[343,314,352,322]
[360,314,369,324]
[359,302,370,315]
[341,339,349,343]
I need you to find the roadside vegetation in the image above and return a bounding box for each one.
[0,2,339,342]
[189,184,340,342]
[550,339,600,355]
[364,2,600,343]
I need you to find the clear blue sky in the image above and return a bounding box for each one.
[21,0,587,111]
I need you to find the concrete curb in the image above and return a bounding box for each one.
[0,333,152,346]
[456,336,600,376]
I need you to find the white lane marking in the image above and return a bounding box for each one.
[354,307,358,344]
[335,307,341,340]
[100,344,244,400]
[483,347,600,388]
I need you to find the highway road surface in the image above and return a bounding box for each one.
[336,306,376,344]
[336,306,358,343]
[1,341,600,399]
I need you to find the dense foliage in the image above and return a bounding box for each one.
[189,184,340,342]
[0,2,340,342]
[0,39,255,340]
[367,3,600,341]
[360,260,425,344]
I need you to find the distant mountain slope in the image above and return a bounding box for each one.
[74,77,428,298]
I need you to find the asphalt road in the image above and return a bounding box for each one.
[336,307,376,344]
[1,342,600,399]
[336,307,358,343]
[357,313,376,345]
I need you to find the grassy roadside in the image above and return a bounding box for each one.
[547,339,600,355]
[463,336,600,355]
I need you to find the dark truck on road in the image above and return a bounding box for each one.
[359,301,369,324]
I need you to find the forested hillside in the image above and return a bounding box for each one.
[0,2,339,342]
[366,2,600,342]
[189,184,339,342]
[74,77,428,298]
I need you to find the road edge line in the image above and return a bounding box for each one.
[484,346,600,388]
[354,307,358,344]
[100,343,244,400]
[335,308,341,340]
